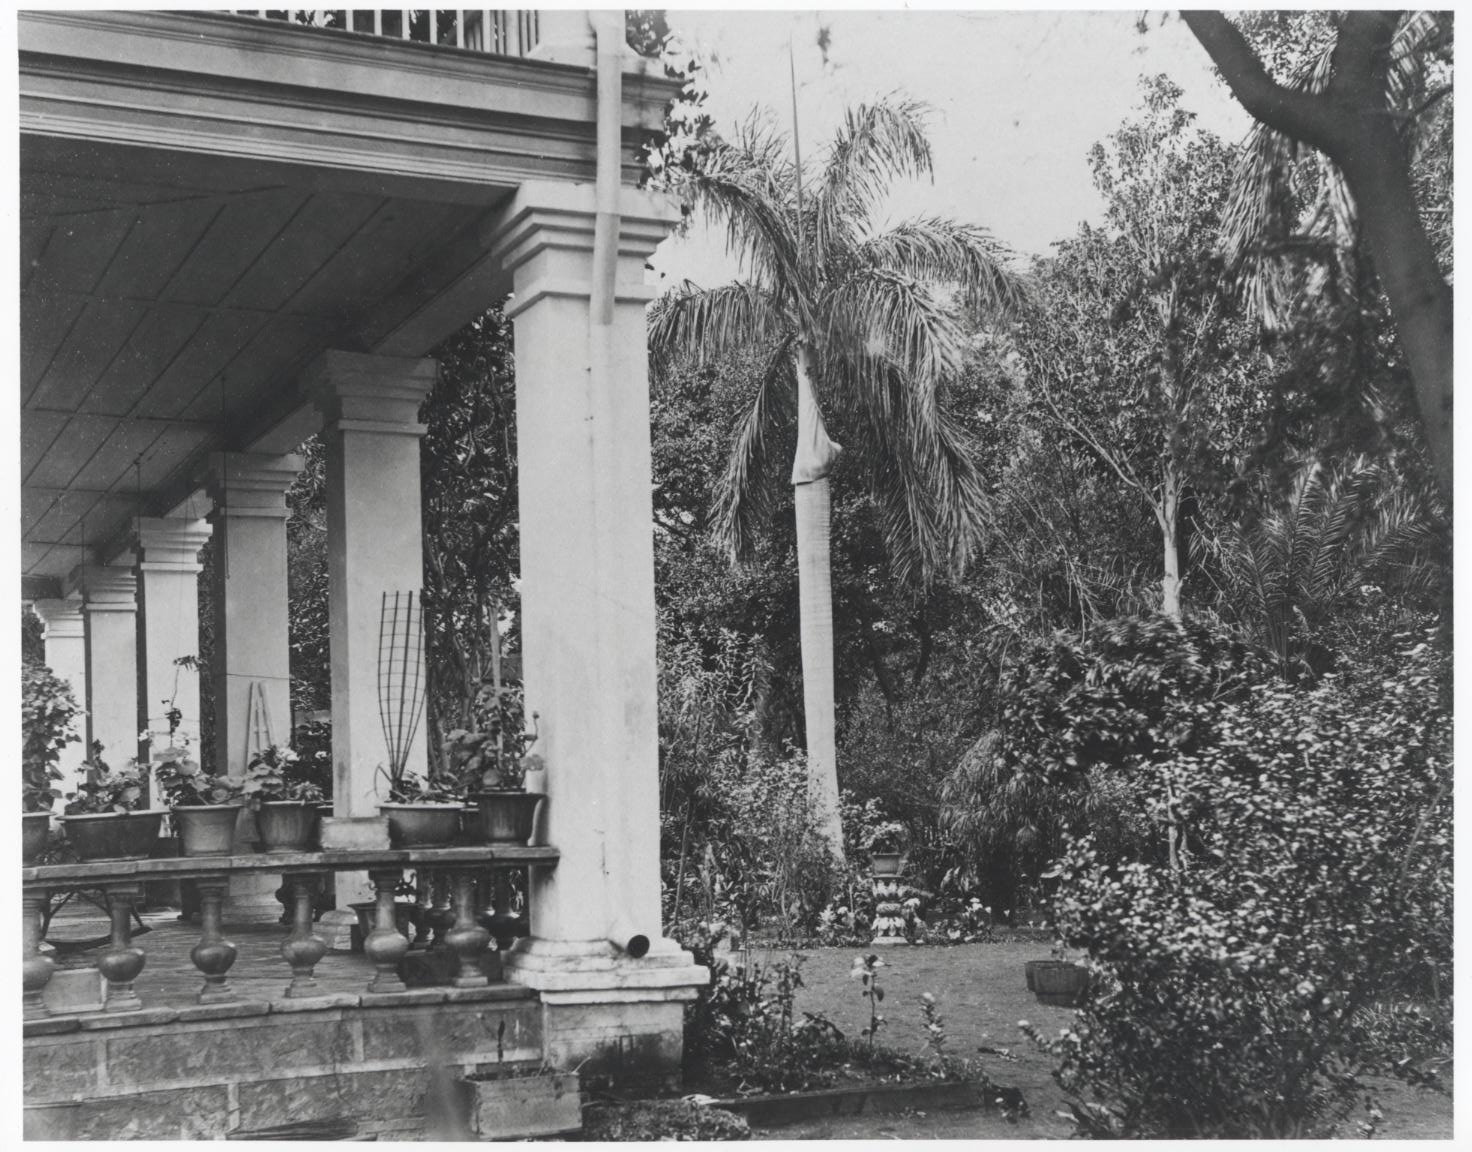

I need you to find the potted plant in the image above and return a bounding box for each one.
[59,745,164,862]
[22,661,78,865]
[865,821,909,877]
[447,684,543,845]
[155,737,243,857]
[377,769,464,848]
[242,745,324,853]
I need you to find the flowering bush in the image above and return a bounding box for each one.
[1028,625,1452,1138]
[63,745,148,815]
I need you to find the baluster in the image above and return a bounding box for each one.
[280,873,327,997]
[23,887,55,1020]
[99,883,146,1013]
[191,876,238,1004]
[455,8,465,48]
[364,868,409,994]
[445,870,491,988]
[401,8,411,41]
[424,870,454,949]
[374,9,383,36]
[485,868,520,954]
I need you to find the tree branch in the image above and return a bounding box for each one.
[1180,11,1347,153]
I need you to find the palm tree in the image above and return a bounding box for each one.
[1199,454,1444,676]
[650,99,1020,860]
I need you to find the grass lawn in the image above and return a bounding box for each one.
[717,941,1453,1140]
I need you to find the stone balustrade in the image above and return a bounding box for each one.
[23,846,557,1030]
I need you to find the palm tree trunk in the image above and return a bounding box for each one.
[791,342,845,864]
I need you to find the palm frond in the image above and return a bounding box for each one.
[831,356,990,589]
[684,114,805,303]
[809,98,933,269]
[649,279,787,367]
[853,215,1025,319]
[709,333,798,561]
[823,266,967,395]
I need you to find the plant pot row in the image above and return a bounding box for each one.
[41,792,544,864]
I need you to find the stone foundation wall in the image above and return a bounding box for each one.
[539,998,686,1094]
[24,989,541,1140]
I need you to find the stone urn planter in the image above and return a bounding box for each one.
[379,802,463,848]
[174,803,243,857]
[60,810,165,862]
[870,851,908,878]
[255,801,317,853]
[1031,960,1089,1006]
[463,1070,581,1140]
[469,792,542,845]
[22,812,50,866]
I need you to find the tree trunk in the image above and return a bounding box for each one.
[1159,465,1182,620]
[1181,10,1454,503]
[791,342,846,864]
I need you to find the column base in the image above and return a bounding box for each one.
[503,937,707,1092]
[317,909,359,954]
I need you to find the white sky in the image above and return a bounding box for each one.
[648,7,1253,287]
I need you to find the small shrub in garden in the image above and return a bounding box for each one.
[1028,627,1452,1138]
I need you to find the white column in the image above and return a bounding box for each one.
[488,183,704,1075]
[309,351,435,819]
[205,455,301,773]
[205,453,303,924]
[71,565,139,771]
[132,517,212,761]
[32,598,89,794]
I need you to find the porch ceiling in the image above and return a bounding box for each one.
[21,136,494,585]
[17,10,681,596]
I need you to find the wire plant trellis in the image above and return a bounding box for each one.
[378,590,427,784]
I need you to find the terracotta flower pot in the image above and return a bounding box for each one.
[174,803,243,857]
[61,810,165,862]
[469,791,543,845]
[22,812,50,866]
[378,802,463,848]
[255,801,317,853]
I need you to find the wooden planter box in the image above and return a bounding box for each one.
[465,1071,581,1140]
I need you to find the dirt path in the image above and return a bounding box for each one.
[725,942,1451,1140]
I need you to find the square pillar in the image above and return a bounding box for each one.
[487,182,705,1086]
[205,452,303,923]
[31,598,89,794]
[132,517,212,759]
[69,565,138,770]
[205,455,302,772]
[309,351,435,819]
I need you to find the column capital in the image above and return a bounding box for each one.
[307,350,437,437]
[32,597,86,638]
[68,565,136,611]
[133,516,213,573]
[205,452,304,522]
[481,183,679,319]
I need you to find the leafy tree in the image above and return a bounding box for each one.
[1017,78,1269,619]
[1181,11,1454,501]
[650,98,1020,858]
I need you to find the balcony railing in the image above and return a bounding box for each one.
[223,9,541,57]
[23,845,557,1023]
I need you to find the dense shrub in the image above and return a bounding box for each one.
[1028,625,1451,1138]
[941,614,1277,904]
